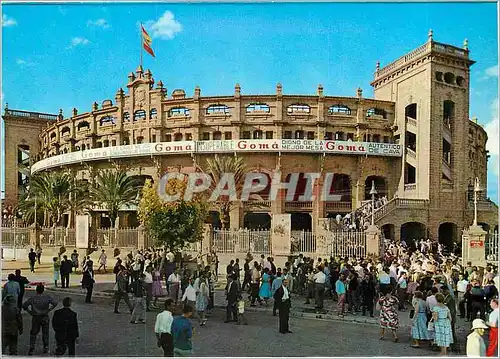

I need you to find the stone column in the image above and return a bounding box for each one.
[312,176,325,233]
[463,225,487,267]
[271,214,291,256]
[202,224,211,254]
[355,181,365,209]
[365,224,381,257]
[229,203,243,229]
[316,218,329,258]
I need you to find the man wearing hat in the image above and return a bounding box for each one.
[466,319,488,357]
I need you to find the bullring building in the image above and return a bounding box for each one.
[2,33,498,247]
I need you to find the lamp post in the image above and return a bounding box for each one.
[473,177,482,227]
[370,180,378,226]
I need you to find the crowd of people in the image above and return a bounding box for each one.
[2,238,499,357]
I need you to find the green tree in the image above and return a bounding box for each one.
[90,170,141,228]
[138,178,208,251]
[204,155,247,228]
[18,171,80,227]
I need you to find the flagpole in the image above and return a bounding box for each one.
[140,24,143,68]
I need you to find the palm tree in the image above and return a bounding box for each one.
[204,155,247,229]
[19,171,77,227]
[90,170,141,228]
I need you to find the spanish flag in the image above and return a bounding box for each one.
[141,24,155,58]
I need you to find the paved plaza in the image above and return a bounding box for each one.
[14,291,458,357]
[3,260,477,357]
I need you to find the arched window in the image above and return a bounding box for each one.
[328,105,351,115]
[287,104,310,114]
[366,108,387,118]
[150,108,158,119]
[103,140,109,147]
[77,121,90,131]
[100,116,115,126]
[206,104,230,115]
[134,110,146,121]
[61,127,71,136]
[444,72,455,84]
[82,144,86,150]
[123,112,130,122]
[50,132,56,140]
[174,133,183,141]
[456,76,465,87]
[405,103,417,120]
[169,107,190,117]
[246,103,270,113]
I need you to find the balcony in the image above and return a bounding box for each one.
[442,122,452,143]
[242,201,272,211]
[284,201,313,212]
[325,201,352,212]
[406,116,417,129]
[406,147,416,159]
[404,183,416,191]
[442,158,452,179]
[4,109,58,121]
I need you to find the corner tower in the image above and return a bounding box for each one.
[371,30,475,233]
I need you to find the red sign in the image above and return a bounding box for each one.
[470,240,484,248]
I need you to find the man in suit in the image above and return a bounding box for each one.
[274,278,292,334]
[224,275,239,323]
[60,255,73,288]
[52,297,79,356]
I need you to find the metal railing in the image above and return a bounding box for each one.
[5,109,58,121]
[486,233,498,262]
[326,231,367,258]
[1,227,31,248]
[291,230,316,253]
[96,228,139,248]
[211,228,271,254]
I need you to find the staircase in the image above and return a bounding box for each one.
[350,198,430,228]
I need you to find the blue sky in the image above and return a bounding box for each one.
[1,2,498,202]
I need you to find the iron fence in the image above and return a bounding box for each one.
[1,227,31,248]
[211,229,271,254]
[326,231,367,258]
[291,230,316,254]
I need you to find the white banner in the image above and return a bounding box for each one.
[75,215,89,249]
[31,140,402,174]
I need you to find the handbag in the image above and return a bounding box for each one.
[427,320,434,332]
[409,309,415,319]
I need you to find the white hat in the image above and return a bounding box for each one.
[471,319,488,330]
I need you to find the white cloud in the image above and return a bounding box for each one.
[16,59,36,67]
[2,14,17,27]
[485,65,499,78]
[87,19,110,29]
[146,11,182,40]
[67,37,90,49]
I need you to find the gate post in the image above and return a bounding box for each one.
[463,225,487,267]
[271,214,291,255]
[365,224,381,257]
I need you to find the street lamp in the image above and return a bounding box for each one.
[473,177,482,227]
[370,180,378,226]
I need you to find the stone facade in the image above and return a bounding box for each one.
[2,35,497,246]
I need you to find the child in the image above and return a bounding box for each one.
[53,257,60,287]
[237,295,248,325]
